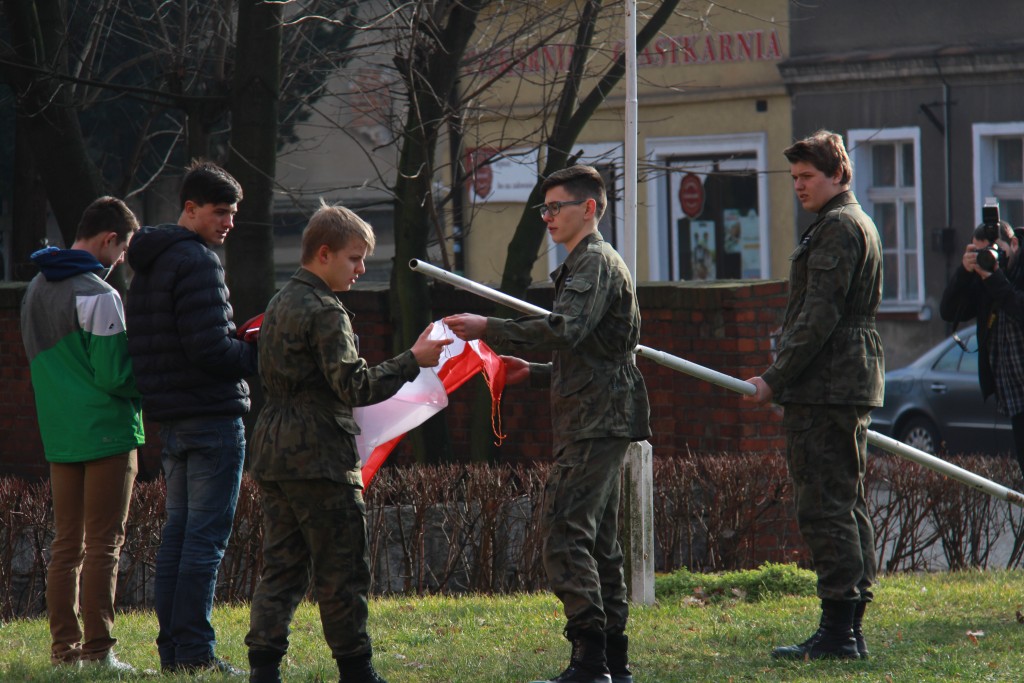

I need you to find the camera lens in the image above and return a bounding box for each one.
[976,246,998,272]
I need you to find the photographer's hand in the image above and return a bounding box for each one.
[962,244,979,273]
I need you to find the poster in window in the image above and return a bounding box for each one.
[739,210,761,278]
[690,220,716,280]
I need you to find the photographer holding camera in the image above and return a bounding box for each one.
[940,201,1024,478]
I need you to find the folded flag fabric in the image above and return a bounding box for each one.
[354,320,506,487]
[237,312,264,342]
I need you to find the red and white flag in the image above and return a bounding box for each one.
[354,321,506,486]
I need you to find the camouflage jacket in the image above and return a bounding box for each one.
[484,232,652,452]
[762,191,885,406]
[248,268,419,485]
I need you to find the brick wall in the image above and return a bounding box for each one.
[0,278,788,479]
[0,283,46,479]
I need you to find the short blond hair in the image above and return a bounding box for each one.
[300,200,376,264]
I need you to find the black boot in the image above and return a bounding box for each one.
[336,652,387,683]
[248,649,284,683]
[605,632,633,683]
[529,630,612,683]
[249,664,282,683]
[771,599,859,660]
[853,601,868,659]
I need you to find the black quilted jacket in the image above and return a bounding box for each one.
[125,224,258,422]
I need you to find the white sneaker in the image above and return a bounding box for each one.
[82,651,137,674]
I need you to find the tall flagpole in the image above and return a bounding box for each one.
[623,0,638,277]
[409,259,1024,508]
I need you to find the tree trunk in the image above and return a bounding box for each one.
[388,0,489,466]
[9,123,48,281]
[225,0,281,325]
[392,106,453,464]
[3,0,105,246]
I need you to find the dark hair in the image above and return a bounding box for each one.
[540,164,607,219]
[301,200,376,264]
[75,196,139,243]
[179,159,243,209]
[974,219,1014,244]
[783,130,852,185]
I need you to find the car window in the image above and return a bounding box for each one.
[933,343,963,372]
[960,335,979,374]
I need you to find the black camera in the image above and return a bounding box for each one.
[975,244,1004,272]
[973,198,1006,272]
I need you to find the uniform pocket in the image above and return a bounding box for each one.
[558,370,594,397]
[561,277,593,316]
[808,252,839,271]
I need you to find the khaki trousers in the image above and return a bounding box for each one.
[47,452,137,664]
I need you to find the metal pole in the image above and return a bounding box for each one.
[410,259,1024,507]
[410,259,549,316]
[623,0,638,278]
[635,346,1024,507]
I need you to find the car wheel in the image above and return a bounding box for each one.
[896,416,942,454]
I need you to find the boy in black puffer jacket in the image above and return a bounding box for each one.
[125,160,256,676]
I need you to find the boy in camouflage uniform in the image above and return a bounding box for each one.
[745,130,884,660]
[245,202,452,683]
[445,165,651,683]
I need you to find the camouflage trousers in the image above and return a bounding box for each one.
[542,437,630,636]
[245,478,372,660]
[783,403,877,602]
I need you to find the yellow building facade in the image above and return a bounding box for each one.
[459,1,795,286]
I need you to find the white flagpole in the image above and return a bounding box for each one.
[623,0,638,277]
[409,259,1024,507]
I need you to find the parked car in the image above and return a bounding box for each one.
[870,325,1014,456]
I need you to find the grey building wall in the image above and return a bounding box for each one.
[781,0,1024,367]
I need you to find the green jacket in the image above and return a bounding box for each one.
[21,248,144,462]
[248,268,419,486]
[762,191,885,406]
[485,232,651,452]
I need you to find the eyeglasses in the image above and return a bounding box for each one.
[533,198,587,218]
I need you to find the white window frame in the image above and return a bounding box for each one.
[973,121,1024,224]
[545,142,625,273]
[644,133,769,281]
[848,127,924,312]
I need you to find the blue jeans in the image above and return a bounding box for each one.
[155,417,245,668]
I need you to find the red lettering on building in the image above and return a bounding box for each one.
[681,35,697,63]
[464,28,782,77]
[766,30,782,59]
[736,32,754,61]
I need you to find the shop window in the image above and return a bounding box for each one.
[645,133,768,282]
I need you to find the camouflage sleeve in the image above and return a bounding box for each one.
[762,220,861,393]
[312,302,419,407]
[484,251,611,352]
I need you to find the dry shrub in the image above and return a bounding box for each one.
[217,473,265,603]
[0,477,52,620]
[651,451,805,572]
[364,463,548,595]
[2,450,1023,617]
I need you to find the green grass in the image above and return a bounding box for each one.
[2,565,1024,681]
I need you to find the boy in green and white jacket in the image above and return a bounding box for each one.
[20,196,143,673]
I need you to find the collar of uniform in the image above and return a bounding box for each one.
[291,266,332,292]
[816,189,857,218]
[292,267,355,316]
[550,231,602,281]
